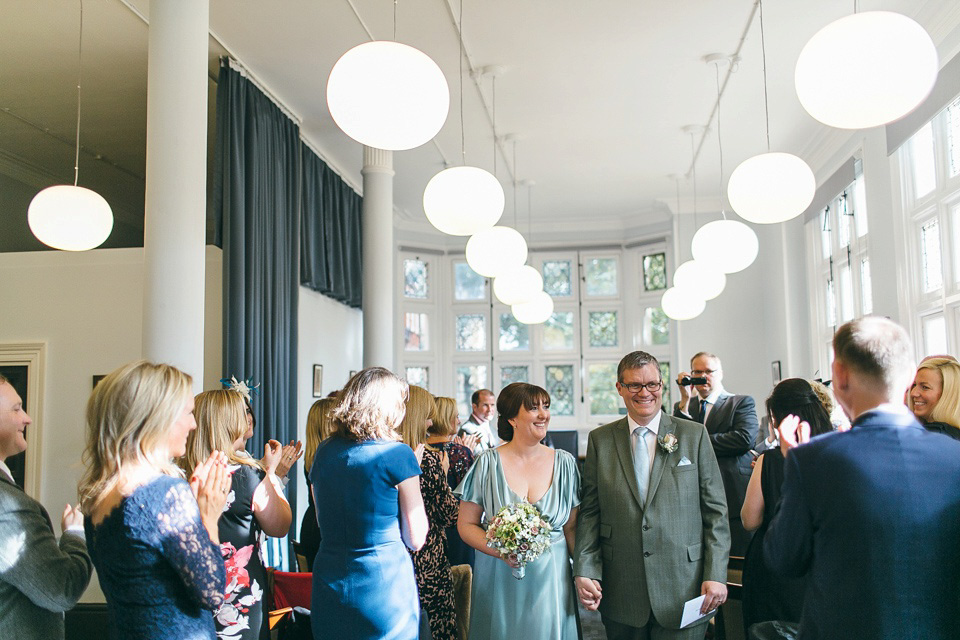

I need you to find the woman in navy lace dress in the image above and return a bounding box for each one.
[426,396,475,568]
[80,361,229,640]
[183,390,292,640]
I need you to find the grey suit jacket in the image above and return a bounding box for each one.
[573,414,730,629]
[0,475,93,639]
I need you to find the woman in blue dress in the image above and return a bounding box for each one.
[309,367,429,640]
[456,382,581,640]
[79,360,229,640]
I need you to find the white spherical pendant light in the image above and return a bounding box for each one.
[465,226,528,278]
[673,260,726,301]
[493,265,544,305]
[691,219,759,274]
[423,166,504,235]
[795,11,938,129]
[327,41,449,150]
[512,290,554,325]
[660,286,706,321]
[727,152,815,224]
[28,185,113,251]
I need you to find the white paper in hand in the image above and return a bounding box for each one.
[680,595,713,628]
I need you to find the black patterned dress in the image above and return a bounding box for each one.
[411,447,460,640]
[433,441,476,567]
[215,461,270,640]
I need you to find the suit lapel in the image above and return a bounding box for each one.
[704,393,730,431]
[645,414,675,508]
[613,418,645,509]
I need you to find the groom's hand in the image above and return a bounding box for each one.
[574,576,602,611]
[700,580,727,614]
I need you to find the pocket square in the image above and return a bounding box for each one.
[677,456,692,467]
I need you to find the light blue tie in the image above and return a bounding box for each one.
[634,427,651,503]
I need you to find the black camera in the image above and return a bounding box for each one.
[679,376,708,386]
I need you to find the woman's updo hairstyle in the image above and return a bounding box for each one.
[766,378,833,438]
[496,382,550,442]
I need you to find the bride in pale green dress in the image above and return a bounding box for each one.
[455,382,581,640]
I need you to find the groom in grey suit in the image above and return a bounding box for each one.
[574,351,730,639]
[0,374,92,639]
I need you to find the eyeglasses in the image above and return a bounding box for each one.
[691,369,719,376]
[620,381,663,393]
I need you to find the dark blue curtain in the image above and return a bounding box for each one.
[300,148,363,308]
[212,59,299,565]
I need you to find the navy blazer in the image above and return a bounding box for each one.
[764,408,960,640]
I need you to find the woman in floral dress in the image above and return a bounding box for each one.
[182,389,292,640]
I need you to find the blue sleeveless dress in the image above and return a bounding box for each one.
[309,436,422,640]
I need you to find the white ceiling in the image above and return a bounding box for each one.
[2,0,959,247]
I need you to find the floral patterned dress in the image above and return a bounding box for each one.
[215,460,269,640]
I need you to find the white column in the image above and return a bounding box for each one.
[141,0,209,391]
[361,146,395,370]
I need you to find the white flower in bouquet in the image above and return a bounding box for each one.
[484,501,553,579]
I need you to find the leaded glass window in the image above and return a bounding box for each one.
[643,252,667,291]
[839,264,854,323]
[658,361,671,408]
[921,217,943,292]
[543,312,575,350]
[588,363,620,415]
[455,261,486,300]
[456,365,488,418]
[456,314,487,351]
[543,260,573,297]
[404,259,428,299]
[860,259,873,315]
[837,193,851,249]
[500,365,529,388]
[499,313,530,351]
[826,279,837,328]
[588,311,618,348]
[544,365,575,416]
[643,307,669,346]
[405,367,429,389]
[585,258,618,296]
[404,313,429,351]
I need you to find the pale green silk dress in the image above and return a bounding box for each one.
[454,447,581,640]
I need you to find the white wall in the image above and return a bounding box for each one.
[293,286,362,538]
[0,245,223,602]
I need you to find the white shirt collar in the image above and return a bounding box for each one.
[0,459,14,484]
[701,385,726,405]
[627,409,662,437]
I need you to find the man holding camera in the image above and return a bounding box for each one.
[674,352,758,555]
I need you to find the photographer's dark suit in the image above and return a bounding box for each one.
[675,392,757,555]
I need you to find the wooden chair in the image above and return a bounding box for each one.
[267,568,313,631]
[290,539,309,573]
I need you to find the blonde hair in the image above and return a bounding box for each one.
[79,360,192,512]
[911,357,960,429]
[399,385,435,449]
[180,390,259,477]
[332,367,408,441]
[431,397,459,437]
[305,396,338,470]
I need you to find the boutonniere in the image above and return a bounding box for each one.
[658,432,679,453]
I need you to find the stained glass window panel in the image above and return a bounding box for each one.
[659,361,671,408]
[837,194,851,249]
[588,363,620,415]
[542,260,573,297]
[860,259,873,315]
[456,314,486,351]
[405,367,429,389]
[456,365,487,418]
[455,261,486,300]
[585,258,618,296]
[404,313,429,351]
[644,307,670,346]
[839,265,854,323]
[825,279,837,328]
[643,253,667,291]
[543,312,575,350]
[588,311,618,347]
[403,259,428,299]
[500,365,529,388]
[921,217,943,293]
[544,365,575,416]
[499,313,530,351]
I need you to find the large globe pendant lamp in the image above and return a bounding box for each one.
[691,219,759,274]
[795,11,938,129]
[466,226,528,278]
[673,260,726,301]
[423,166,504,235]
[327,41,449,150]
[512,290,554,325]
[661,287,706,321]
[29,185,113,251]
[493,264,543,305]
[727,152,815,224]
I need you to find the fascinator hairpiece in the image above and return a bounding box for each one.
[221,376,260,402]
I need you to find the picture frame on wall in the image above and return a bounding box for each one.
[771,360,782,385]
[313,364,323,398]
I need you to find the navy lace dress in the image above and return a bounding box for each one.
[85,475,226,640]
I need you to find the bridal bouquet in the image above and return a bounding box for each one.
[485,501,553,579]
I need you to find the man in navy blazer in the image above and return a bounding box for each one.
[764,316,960,639]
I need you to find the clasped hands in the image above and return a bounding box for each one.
[574,577,727,615]
[777,414,811,458]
